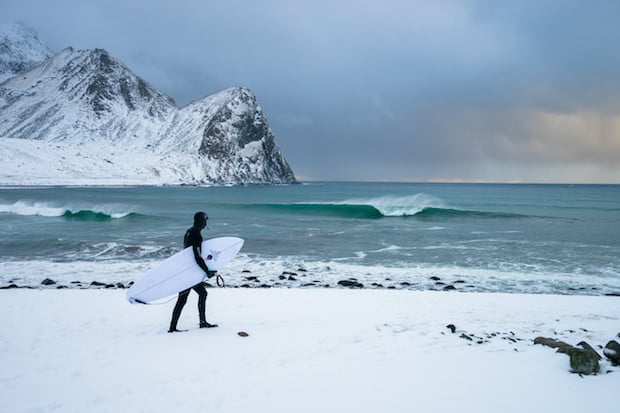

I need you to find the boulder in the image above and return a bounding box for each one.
[41,278,56,285]
[603,340,620,366]
[576,341,601,360]
[533,337,570,349]
[557,347,600,375]
[337,279,364,288]
[535,337,600,375]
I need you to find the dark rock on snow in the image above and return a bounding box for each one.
[576,341,602,360]
[534,337,600,375]
[337,279,364,288]
[604,340,620,366]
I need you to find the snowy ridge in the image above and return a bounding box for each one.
[0,23,53,83]
[0,25,296,185]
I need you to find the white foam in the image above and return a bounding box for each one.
[0,201,65,217]
[343,193,448,216]
[0,200,137,218]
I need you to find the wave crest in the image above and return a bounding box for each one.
[252,194,527,219]
[0,201,140,220]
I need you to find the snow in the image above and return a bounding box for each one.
[2,288,619,412]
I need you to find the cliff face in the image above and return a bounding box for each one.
[0,25,296,185]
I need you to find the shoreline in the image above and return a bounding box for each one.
[3,272,620,297]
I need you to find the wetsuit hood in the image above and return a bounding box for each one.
[193,211,208,229]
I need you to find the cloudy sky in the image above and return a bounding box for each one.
[3,0,620,183]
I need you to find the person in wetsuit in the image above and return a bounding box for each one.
[168,211,218,333]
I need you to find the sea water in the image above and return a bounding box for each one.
[1,182,619,295]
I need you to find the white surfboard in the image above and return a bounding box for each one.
[126,237,244,304]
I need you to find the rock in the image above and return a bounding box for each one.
[443,285,456,291]
[576,341,601,360]
[337,280,364,288]
[90,281,106,286]
[446,324,456,333]
[238,331,249,337]
[536,337,600,375]
[557,347,600,375]
[41,278,56,285]
[430,276,441,281]
[460,333,473,341]
[1,284,19,289]
[603,340,620,366]
[533,337,571,349]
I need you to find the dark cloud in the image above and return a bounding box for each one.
[2,0,620,182]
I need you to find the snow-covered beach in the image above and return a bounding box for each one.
[2,288,619,412]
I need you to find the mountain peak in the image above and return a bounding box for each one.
[0,22,53,83]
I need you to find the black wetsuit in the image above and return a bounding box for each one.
[169,225,210,331]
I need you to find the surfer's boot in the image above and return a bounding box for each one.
[200,321,218,328]
[168,328,187,333]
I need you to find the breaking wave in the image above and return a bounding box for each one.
[250,194,529,219]
[0,200,143,220]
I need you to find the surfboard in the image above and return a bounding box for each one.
[126,237,244,304]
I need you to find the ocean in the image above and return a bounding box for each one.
[1,182,619,295]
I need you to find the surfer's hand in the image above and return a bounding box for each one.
[206,270,217,278]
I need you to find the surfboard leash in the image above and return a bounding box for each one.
[216,274,226,288]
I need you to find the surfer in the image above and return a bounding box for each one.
[168,211,218,333]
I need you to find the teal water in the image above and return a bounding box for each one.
[1,183,619,295]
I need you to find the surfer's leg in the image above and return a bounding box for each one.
[194,284,208,324]
[195,284,217,328]
[169,289,190,331]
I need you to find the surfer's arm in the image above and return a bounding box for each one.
[192,245,212,275]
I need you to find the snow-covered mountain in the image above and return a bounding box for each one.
[0,25,297,185]
[0,23,53,83]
